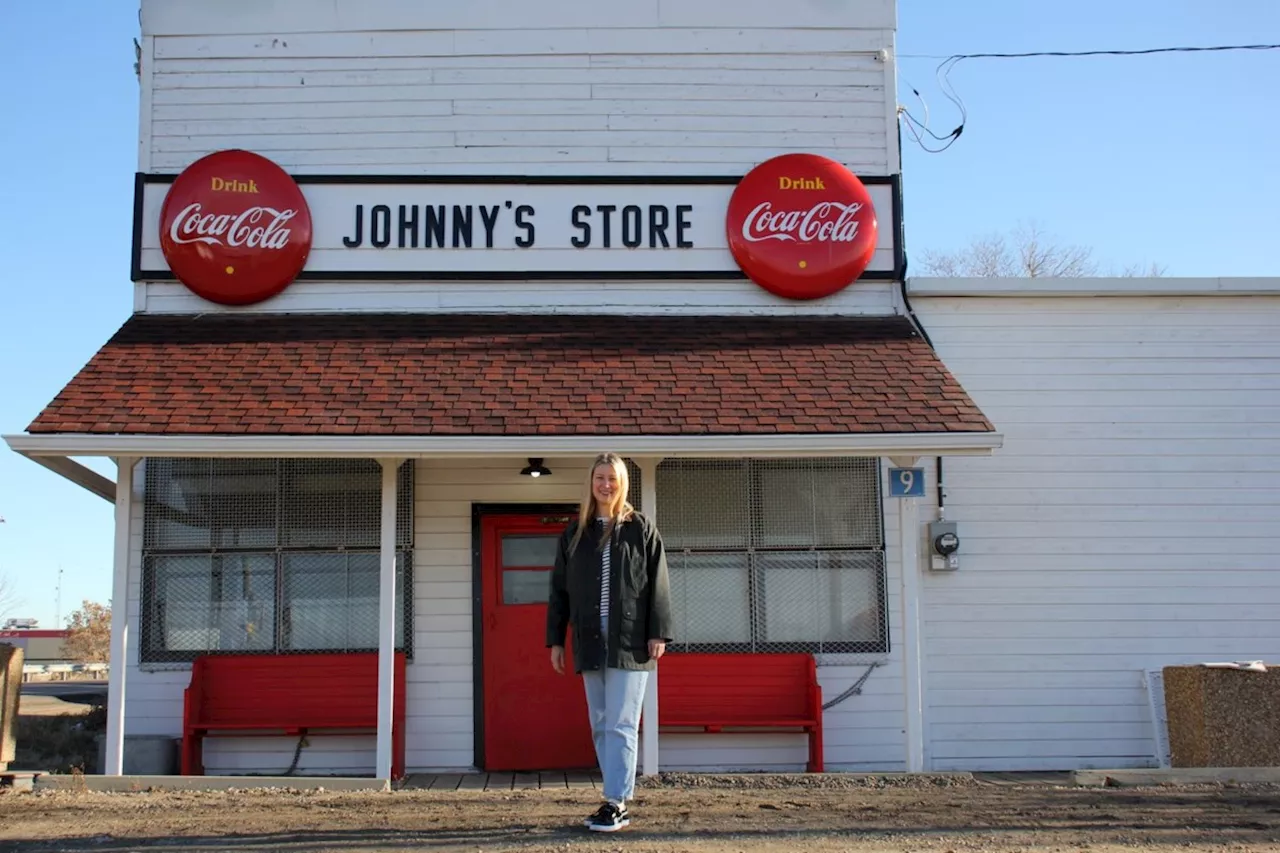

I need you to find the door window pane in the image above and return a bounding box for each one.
[503,569,551,605]
[501,534,559,567]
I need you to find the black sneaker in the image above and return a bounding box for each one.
[585,802,629,832]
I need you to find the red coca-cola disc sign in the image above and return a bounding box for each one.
[726,153,878,300]
[159,149,312,305]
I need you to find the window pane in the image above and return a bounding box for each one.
[146,554,276,653]
[754,459,881,549]
[147,555,215,652]
[669,553,751,646]
[503,569,550,604]
[144,459,278,549]
[282,552,404,651]
[757,551,884,649]
[819,551,885,646]
[215,554,278,651]
[753,461,816,548]
[501,534,558,567]
[142,458,416,661]
[657,461,748,549]
[280,460,381,548]
[814,459,881,547]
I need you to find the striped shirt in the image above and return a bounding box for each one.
[597,518,611,642]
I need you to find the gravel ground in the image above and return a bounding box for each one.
[3,775,1280,852]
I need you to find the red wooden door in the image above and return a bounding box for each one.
[481,513,596,771]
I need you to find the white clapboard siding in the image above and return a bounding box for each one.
[911,290,1280,772]
[137,4,899,302]
[145,19,894,174]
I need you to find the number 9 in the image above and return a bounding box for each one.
[898,470,914,493]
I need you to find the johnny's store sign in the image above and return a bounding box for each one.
[135,149,901,305]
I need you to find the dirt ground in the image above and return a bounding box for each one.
[3,774,1280,853]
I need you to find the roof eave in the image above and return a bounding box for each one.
[8,431,1001,460]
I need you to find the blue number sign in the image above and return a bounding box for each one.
[888,467,926,498]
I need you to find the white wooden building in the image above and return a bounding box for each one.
[6,0,1278,779]
[909,279,1280,771]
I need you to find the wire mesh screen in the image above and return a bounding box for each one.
[141,458,413,662]
[658,458,886,654]
[624,458,642,511]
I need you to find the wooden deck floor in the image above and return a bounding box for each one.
[398,771,601,791]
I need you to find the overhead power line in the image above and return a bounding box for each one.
[900,43,1280,60]
[898,43,1280,153]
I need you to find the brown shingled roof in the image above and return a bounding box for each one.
[25,313,993,436]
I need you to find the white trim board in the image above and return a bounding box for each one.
[141,1,897,37]
[907,277,1280,298]
[7,431,1002,461]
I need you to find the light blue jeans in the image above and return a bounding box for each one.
[582,667,650,805]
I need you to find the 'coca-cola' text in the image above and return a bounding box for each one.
[740,201,864,244]
[169,203,297,250]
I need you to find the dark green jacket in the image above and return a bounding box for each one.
[545,511,673,673]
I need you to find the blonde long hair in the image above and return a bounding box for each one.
[568,453,635,556]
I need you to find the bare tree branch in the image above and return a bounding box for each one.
[0,575,23,623]
[1116,261,1169,277]
[917,221,1161,278]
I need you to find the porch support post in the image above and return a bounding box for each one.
[890,455,925,773]
[638,458,661,776]
[376,458,404,781]
[104,457,137,776]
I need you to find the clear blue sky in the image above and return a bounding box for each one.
[1,1,1277,627]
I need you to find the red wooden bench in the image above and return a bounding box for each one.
[181,652,406,780]
[656,652,824,772]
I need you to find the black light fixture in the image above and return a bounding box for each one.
[520,457,552,478]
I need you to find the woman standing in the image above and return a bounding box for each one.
[546,452,673,832]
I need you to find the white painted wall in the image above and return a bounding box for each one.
[909,281,1280,771]
[140,0,896,177]
[135,0,901,318]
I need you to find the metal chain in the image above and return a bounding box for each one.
[822,661,882,710]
